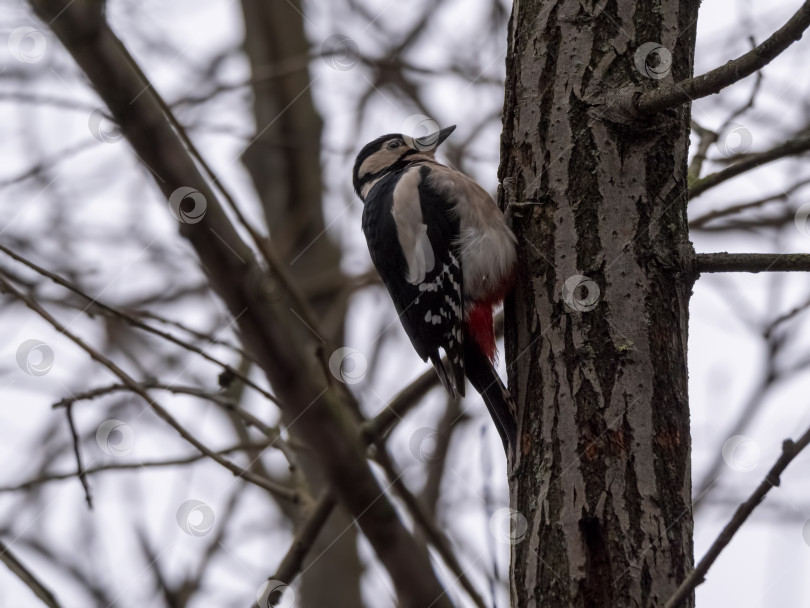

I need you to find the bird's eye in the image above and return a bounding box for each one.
[387,140,402,149]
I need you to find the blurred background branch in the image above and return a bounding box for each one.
[0,0,809,606]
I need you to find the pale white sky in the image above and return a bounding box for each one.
[1,0,810,606]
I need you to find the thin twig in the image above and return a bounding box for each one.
[688,120,719,183]
[763,295,810,338]
[687,62,763,183]
[64,404,92,509]
[0,442,270,493]
[184,482,247,600]
[128,308,254,361]
[689,198,781,229]
[0,539,62,608]
[716,50,763,127]
[691,338,780,508]
[28,4,453,602]
[364,310,505,441]
[0,91,98,113]
[109,34,331,351]
[689,177,810,228]
[363,366,442,441]
[268,489,337,590]
[371,440,488,608]
[0,272,303,505]
[637,1,810,113]
[665,432,810,607]
[50,379,303,465]
[419,395,463,516]
[0,242,282,408]
[689,134,810,198]
[52,381,235,410]
[693,213,798,233]
[0,138,100,188]
[169,52,316,109]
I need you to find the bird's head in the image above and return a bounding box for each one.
[352,125,455,200]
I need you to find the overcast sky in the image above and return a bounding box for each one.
[2,1,810,606]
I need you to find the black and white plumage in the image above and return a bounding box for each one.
[353,125,518,456]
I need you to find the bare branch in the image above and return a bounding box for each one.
[689,198,781,229]
[0,242,282,407]
[689,177,810,228]
[0,138,100,188]
[371,443,489,608]
[697,253,810,273]
[1,535,111,605]
[690,133,810,198]
[665,433,810,607]
[267,489,338,593]
[0,272,302,504]
[26,2,454,604]
[764,294,810,338]
[637,1,810,113]
[129,308,254,360]
[168,52,315,110]
[364,366,442,441]
[691,213,797,232]
[0,91,97,113]
[366,313,505,440]
[0,442,270,493]
[688,120,719,182]
[64,404,92,509]
[687,64,762,183]
[50,380,301,459]
[419,395,463,515]
[0,540,62,608]
[691,339,780,508]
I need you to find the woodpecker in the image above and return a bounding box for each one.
[353,125,518,456]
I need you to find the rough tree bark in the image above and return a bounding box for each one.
[500,1,699,606]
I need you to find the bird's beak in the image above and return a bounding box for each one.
[414,125,456,151]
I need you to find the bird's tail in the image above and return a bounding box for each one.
[463,331,517,458]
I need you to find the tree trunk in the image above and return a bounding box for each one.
[500,1,699,606]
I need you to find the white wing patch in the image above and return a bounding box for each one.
[392,167,435,285]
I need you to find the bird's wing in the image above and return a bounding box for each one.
[361,164,466,397]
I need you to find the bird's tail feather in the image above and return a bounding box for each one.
[463,333,517,458]
[429,352,456,398]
